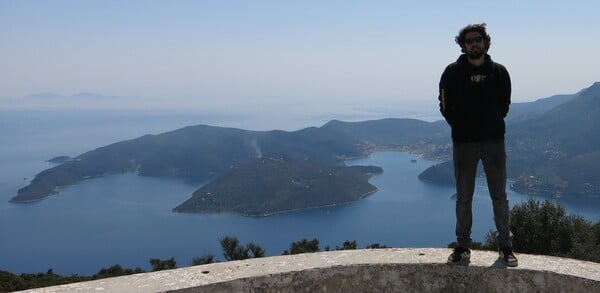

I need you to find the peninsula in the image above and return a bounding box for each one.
[11,118,446,216]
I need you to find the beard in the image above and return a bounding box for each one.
[467,47,485,59]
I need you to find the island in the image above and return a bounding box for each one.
[173,156,383,216]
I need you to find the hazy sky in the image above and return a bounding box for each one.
[2,0,599,109]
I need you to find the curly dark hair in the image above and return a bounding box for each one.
[455,23,491,53]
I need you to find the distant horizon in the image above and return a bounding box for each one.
[2,80,596,111]
[2,1,600,110]
[2,81,597,133]
[0,99,443,133]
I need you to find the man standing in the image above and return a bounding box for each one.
[439,23,517,267]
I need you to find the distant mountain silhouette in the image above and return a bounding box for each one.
[507,94,577,123]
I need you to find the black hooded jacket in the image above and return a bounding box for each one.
[438,54,511,143]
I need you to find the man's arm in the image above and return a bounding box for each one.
[439,67,456,125]
[499,64,511,118]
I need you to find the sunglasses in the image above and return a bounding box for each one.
[465,36,483,45]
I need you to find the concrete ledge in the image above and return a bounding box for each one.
[21,248,600,292]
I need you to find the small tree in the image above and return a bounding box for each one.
[247,242,265,258]
[365,243,390,249]
[220,236,243,261]
[149,257,177,271]
[283,238,320,255]
[482,230,499,251]
[511,199,572,255]
[94,265,144,279]
[336,240,358,250]
[219,236,266,261]
[192,254,215,266]
[566,215,600,262]
[485,199,600,262]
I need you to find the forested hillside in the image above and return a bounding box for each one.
[421,82,600,196]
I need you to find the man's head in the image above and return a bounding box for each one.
[455,23,491,58]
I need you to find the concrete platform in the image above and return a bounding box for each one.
[20,248,600,292]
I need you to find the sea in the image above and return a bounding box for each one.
[1,107,599,276]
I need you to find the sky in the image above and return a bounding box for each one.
[1,0,600,111]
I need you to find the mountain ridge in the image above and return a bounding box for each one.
[11,82,600,213]
[421,82,600,196]
[11,117,440,215]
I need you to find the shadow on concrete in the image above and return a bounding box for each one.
[491,258,507,269]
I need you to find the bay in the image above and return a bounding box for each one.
[1,152,453,276]
[1,110,598,276]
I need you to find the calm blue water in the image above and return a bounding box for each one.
[1,110,598,275]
